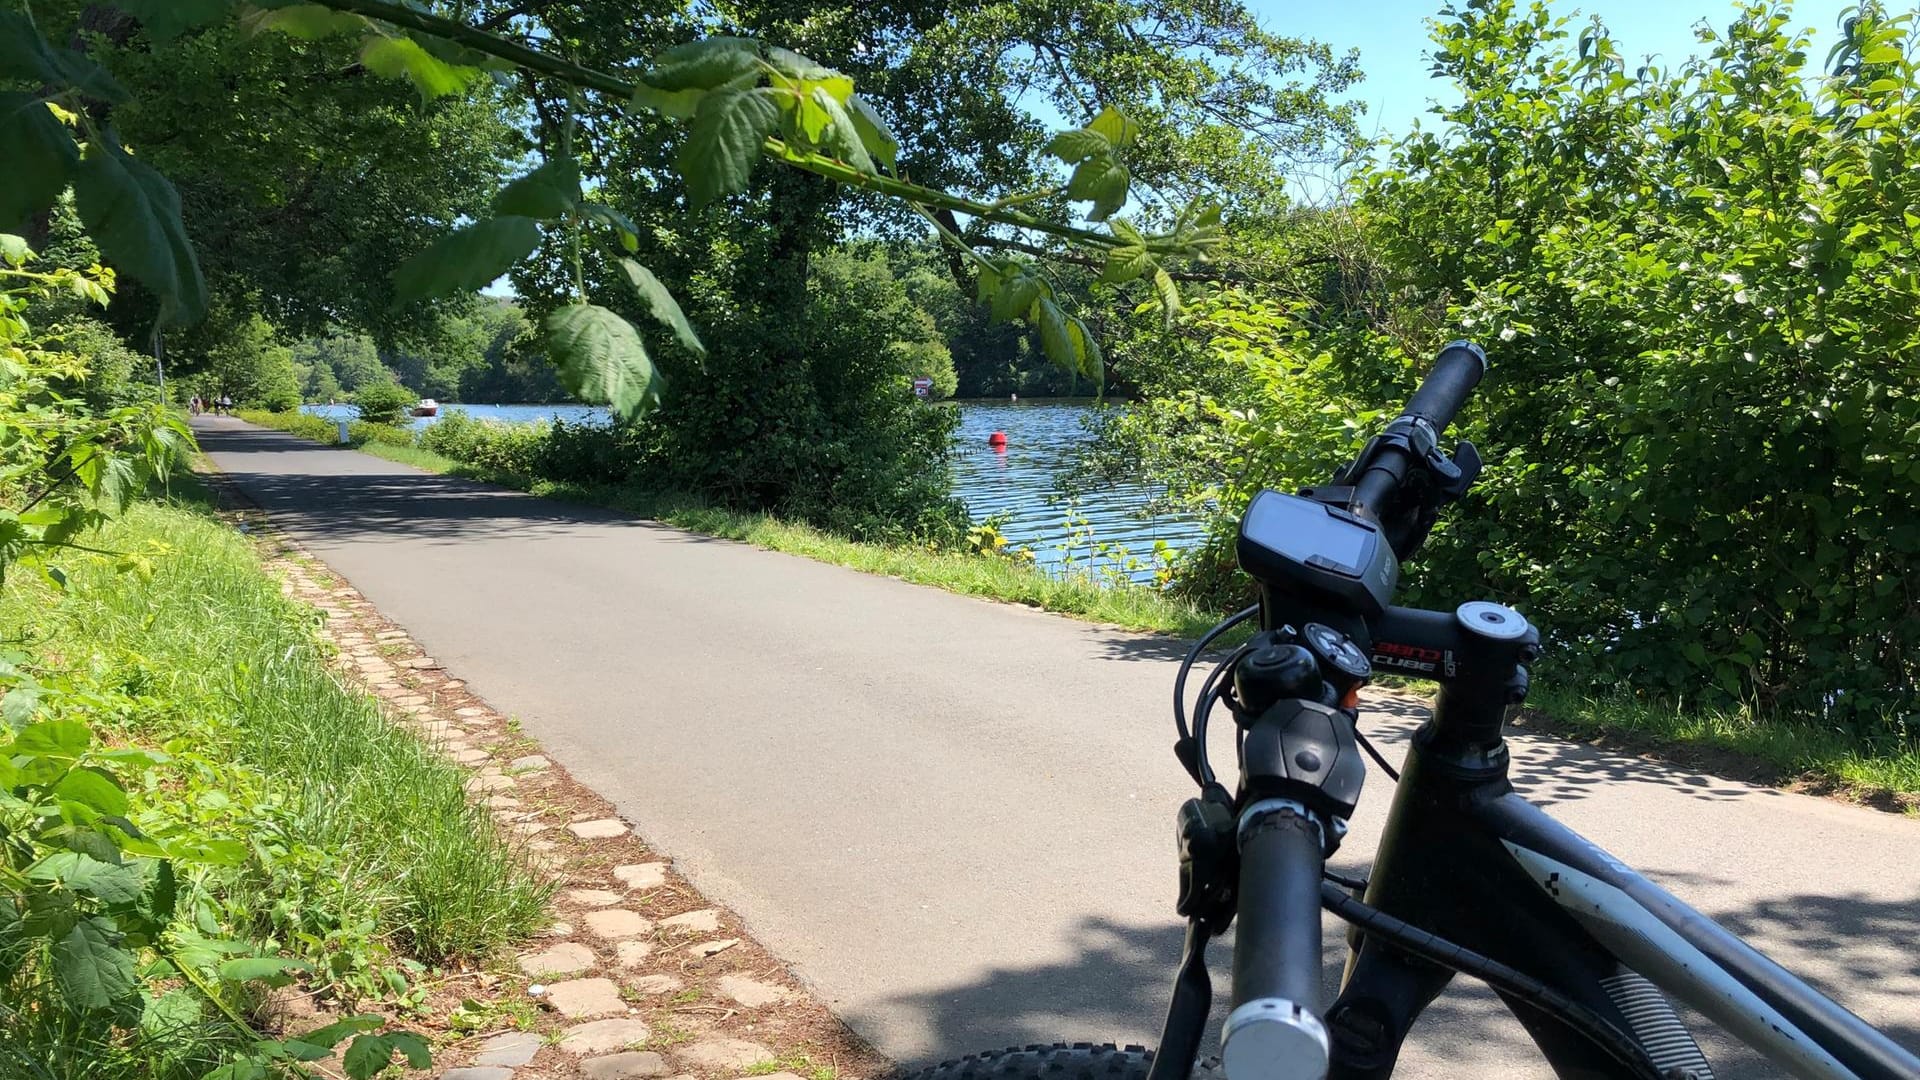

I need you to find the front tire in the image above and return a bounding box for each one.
[898,1043,1223,1080]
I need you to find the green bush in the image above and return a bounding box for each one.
[418,410,546,476]
[42,316,154,410]
[352,381,418,426]
[236,408,414,450]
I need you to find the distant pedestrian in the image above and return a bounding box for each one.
[188,395,202,416]
[1010,392,1018,402]
[219,394,233,415]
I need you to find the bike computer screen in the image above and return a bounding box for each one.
[1236,490,1399,617]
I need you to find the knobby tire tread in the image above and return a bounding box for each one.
[897,1043,1222,1080]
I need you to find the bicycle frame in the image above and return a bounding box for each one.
[1306,614,1920,1080]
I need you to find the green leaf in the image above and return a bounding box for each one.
[0,93,79,232]
[790,86,834,144]
[1085,106,1140,150]
[1151,267,1182,322]
[360,36,483,100]
[94,747,168,767]
[51,916,137,1012]
[617,259,705,358]
[289,1016,385,1055]
[387,1031,431,1069]
[1101,247,1152,284]
[0,14,129,102]
[113,0,232,43]
[1045,128,1110,165]
[632,81,709,120]
[28,853,145,905]
[139,988,201,1042]
[766,46,839,81]
[812,88,874,172]
[647,37,762,92]
[974,261,1005,303]
[243,4,367,40]
[847,95,899,172]
[164,836,246,865]
[581,203,640,252]
[1034,297,1075,372]
[201,1063,269,1080]
[679,87,783,208]
[391,217,541,306]
[139,859,177,925]
[1067,317,1104,383]
[70,132,207,326]
[1863,45,1904,64]
[217,956,312,985]
[1067,157,1130,222]
[53,767,129,817]
[991,268,1047,324]
[544,305,660,420]
[343,1034,395,1080]
[12,720,90,758]
[493,158,581,221]
[3,683,42,727]
[0,232,33,267]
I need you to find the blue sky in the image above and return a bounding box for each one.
[1253,0,1853,141]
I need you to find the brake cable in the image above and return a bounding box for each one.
[1173,604,1258,786]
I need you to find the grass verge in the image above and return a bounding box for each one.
[4,496,549,962]
[1517,683,1920,811]
[231,410,1919,804]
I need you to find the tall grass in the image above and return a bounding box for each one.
[5,499,548,962]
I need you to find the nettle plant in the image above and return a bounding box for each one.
[1,0,1225,421]
[0,234,187,585]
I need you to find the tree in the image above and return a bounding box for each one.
[385,296,532,399]
[293,332,388,395]
[21,5,523,347]
[188,307,301,409]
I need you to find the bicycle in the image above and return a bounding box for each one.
[905,344,1920,1080]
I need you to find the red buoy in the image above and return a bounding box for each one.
[987,430,1008,448]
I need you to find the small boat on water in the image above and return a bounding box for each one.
[413,398,439,417]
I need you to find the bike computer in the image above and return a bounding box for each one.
[1236,490,1399,618]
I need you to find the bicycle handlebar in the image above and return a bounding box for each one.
[1404,340,1488,430]
[1348,341,1487,527]
[1222,801,1332,1080]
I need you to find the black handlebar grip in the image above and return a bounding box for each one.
[1401,340,1487,431]
[1223,802,1330,1080]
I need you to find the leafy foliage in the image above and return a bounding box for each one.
[1101,1,1920,735]
[0,238,186,585]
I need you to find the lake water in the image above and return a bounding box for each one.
[303,400,1205,580]
[950,402,1205,580]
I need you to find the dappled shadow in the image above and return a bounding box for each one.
[196,420,721,547]
[1349,692,1773,809]
[1708,888,1920,1046]
[1084,628,1214,665]
[863,911,1568,1075]
[863,884,1919,1077]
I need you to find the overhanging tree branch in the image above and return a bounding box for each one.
[304,0,1172,257]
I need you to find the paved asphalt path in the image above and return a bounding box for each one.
[195,417,1919,1078]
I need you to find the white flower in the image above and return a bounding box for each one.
[1499,327,1518,341]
